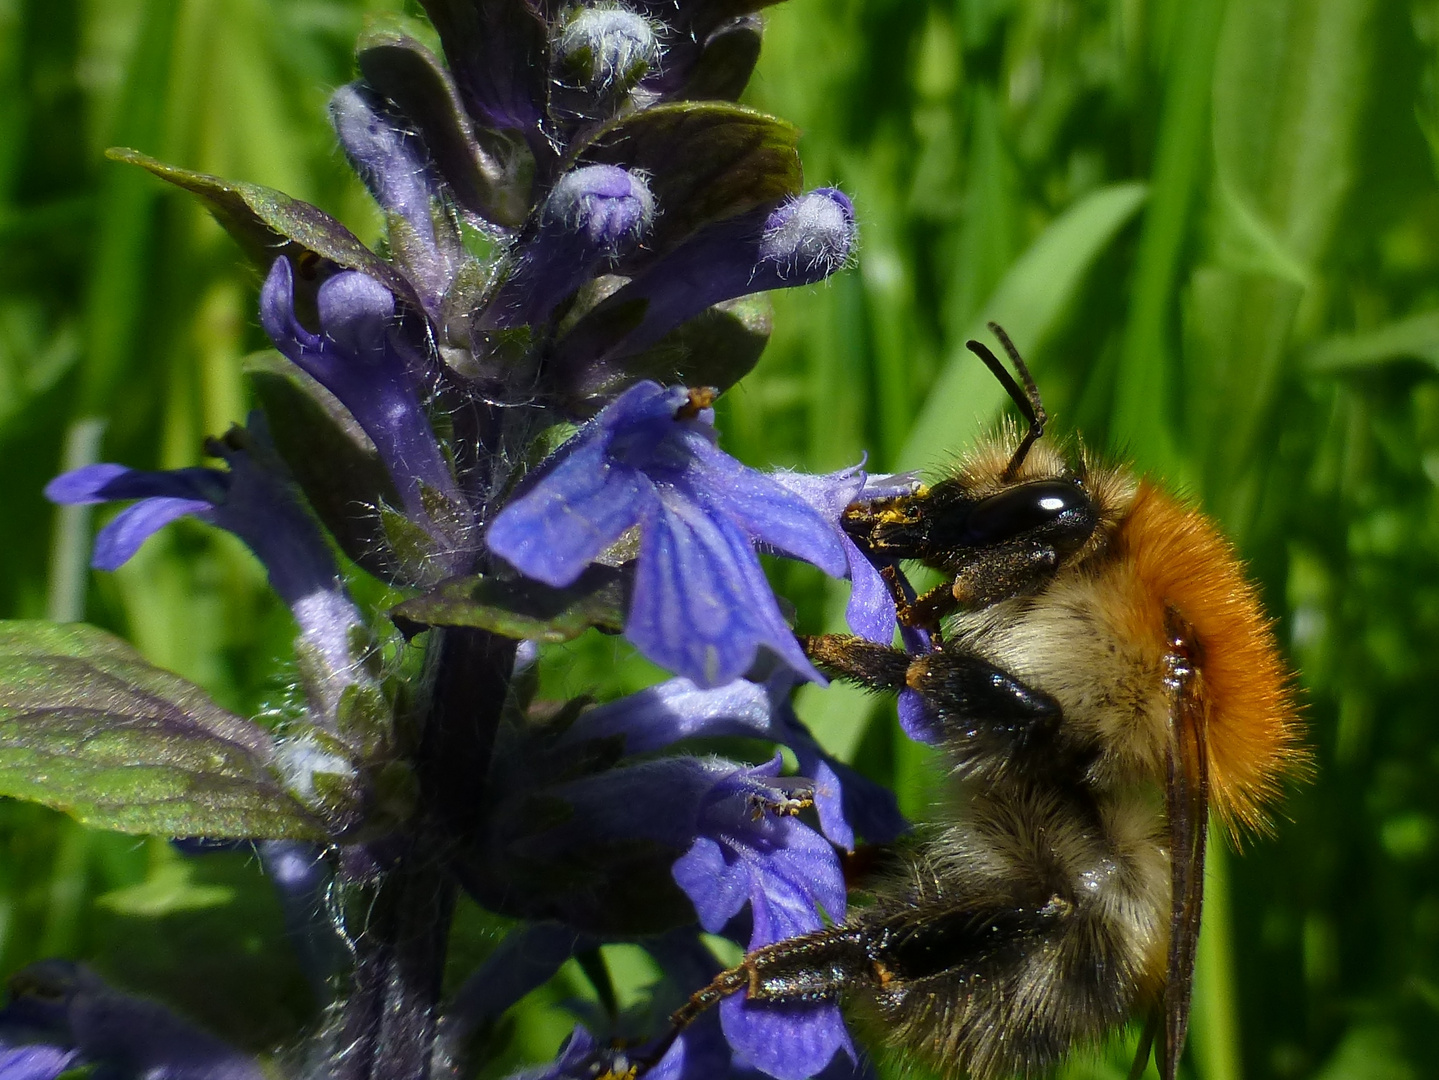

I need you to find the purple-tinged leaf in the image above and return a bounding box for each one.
[106,147,420,308]
[356,31,529,228]
[670,16,764,102]
[245,354,403,583]
[0,622,324,840]
[389,565,629,641]
[416,0,549,134]
[559,294,772,414]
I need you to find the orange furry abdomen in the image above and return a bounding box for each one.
[1115,481,1305,836]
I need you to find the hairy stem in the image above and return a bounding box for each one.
[335,627,517,1080]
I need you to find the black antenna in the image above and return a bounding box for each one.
[965,321,1047,481]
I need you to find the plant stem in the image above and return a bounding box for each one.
[334,627,517,1080]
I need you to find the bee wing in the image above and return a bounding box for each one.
[1155,637,1210,1080]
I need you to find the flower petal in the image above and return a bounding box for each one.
[46,464,226,506]
[681,437,847,579]
[91,497,213,570]
[563,676,777,754]
[671,835,752,934]
[0,1045,78,1080]
[486,437,648,587]
[842,539,897,645]
[628,497,822,686]
[719,996,854,1080]
[897,623,942,744]
[742,820,845,946]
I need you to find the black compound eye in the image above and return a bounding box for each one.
[961,480,1093,547]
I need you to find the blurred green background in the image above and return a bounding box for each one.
[2,0,1437,1077]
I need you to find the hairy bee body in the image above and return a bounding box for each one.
[737,433,1301,1080]
[659,335,1303,1080]
[839,779,1169,1079]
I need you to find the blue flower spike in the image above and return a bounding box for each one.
[487,381,847,686]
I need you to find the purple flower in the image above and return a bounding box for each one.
[664,754,859,1080]
[44,432,367,727]
[649,934,875,1080]
[487,165,655,328]
[670,756,844,948]
[486,381,847,686]
[0,1045,77,1080]
[770,463,920,645]
[578,188,856,362]
[259,258,460,525]
[330,82,457,311]
[525,754,845,945]
[562,672,906,848]
[0,962,263,1080]
[720,997,854,1080]
[896,601,942,746]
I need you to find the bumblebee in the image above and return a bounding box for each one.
[659,326,1305,1080]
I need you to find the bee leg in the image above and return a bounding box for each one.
[742,925,874,1002]
[946,540,1062,608]
[800,634,912,692]
[872,563,954,632]
[905,648,1076,774]
[645,927,870,1069]
[801,635,1064,761]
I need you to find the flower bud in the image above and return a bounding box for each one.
[757,187,856,283]
[329,83,433,246]
[554,7,660,99]
[487,164,654,327]
[542,163,655,258]
[550,187,856,366]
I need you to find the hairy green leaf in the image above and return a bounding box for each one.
[0,622,324,840]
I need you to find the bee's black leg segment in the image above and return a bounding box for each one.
[800,634,913,693]
[909,649,1061,726]
[904,581,958,630]
[905,649,1077,775]
[742,926,872,1003]
[874,564,954,632]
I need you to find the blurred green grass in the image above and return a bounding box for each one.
[3,0,1439,1077]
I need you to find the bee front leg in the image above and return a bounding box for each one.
[944,540,1061,609]
[801,635,1078,777]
